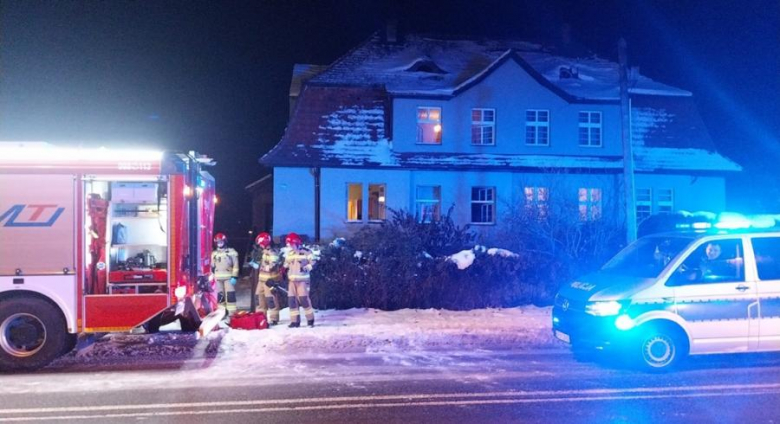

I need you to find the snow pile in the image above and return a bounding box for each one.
[447,249,475,270]
[52,307,556,367]
[487,248,519,258]
[447,246,520,269]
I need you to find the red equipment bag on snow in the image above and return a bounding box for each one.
[229,311,269,330]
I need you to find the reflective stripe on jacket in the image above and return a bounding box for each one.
[284,248,314,282]
[258,248,282,281]
[212,248,239,279]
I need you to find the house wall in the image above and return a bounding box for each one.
[273,167,315,239]
[391,60,622,157]
[277,166,626,240]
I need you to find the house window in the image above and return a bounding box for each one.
[524,186,549,217]
[471,187,496,224]
[417,107,442,144]
[578,111,602,147]
[525,110,549,146]
[415,186,441,223]
[471,108,495,145]
[636,188,652,224]
[368,184,386,221]
[347,183,363,221]
[657,188,673,213]
[578,188,602,221]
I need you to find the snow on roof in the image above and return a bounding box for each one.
[633,146,742,172]
[311,34,690,100]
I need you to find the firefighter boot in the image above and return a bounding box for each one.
[307,317,315,328]
[288,321,300,328]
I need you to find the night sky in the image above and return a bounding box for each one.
[1,0,778,240]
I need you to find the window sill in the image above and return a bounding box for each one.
[469,222,496,226]
[345,220,364,224]
[578,144,603,148]
[471,143,496,147]
[525,143,550,147]
[367,220,385,224]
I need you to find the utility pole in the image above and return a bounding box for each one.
[619,38,637,243]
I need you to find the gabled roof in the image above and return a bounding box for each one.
[260,34,741,174]
[290,64,329,98]
[309,33,690,101]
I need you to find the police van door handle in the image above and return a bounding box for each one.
[736,284,750,292]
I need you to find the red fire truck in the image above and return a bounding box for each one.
[0,142,216,370]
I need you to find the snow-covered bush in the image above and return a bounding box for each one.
[310,209,546,310]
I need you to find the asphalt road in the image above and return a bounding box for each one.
[2,349,780,423]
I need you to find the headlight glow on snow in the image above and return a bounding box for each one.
[585,301,622,316]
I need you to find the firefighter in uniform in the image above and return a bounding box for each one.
[211,233,239,314]
[249,232,282,325]
[283,233,316,328]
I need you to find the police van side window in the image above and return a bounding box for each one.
[669,239,745,285]
[751,237,780,280]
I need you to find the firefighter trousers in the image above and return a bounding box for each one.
[288,279,314,324]
[215,278,237,313]
[255,278,281,323]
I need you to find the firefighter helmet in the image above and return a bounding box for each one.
[256,232,272,248]
[214,233,227,245]
[285,232,302,248]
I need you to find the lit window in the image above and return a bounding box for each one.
[417,107,442,144]
[578,111,602,147]
[578,188,602,221]
[526,110,549,146]
[524,186,549,217]
[471,108,495,145]
[637,188,652,224]
[415,186,441,223]
[368,184,386,221]
[347,183,362,221]
[471,187,496,224]
[657,188,673,213]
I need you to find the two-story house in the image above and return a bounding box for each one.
[260,34,740,240]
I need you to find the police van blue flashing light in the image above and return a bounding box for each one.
[673,212,780,233]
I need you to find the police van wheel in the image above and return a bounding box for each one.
[0,297,68,372]
[636,324,687,371]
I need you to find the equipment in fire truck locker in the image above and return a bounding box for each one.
[108,182,169,295]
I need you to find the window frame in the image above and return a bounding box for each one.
[525,109,550,146]
[656,188,674,214]
[471,108,496,146]
[416,106,443,145]
[578,187,602,221]
[667,238,746,286]
[524,186,549,217]
[578,111,603,148]
[415,185,442,223]
[346,182,363,222]
[636,187,652,224]
[367,183,387,223]
[751,236,780,281]
[470,186,496,225]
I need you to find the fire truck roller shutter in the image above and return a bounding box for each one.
[0,295,69,371]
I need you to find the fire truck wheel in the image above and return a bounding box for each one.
[0,297,68,372]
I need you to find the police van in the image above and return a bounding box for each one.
[552,213,780,371]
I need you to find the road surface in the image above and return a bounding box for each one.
[2,348,780,423]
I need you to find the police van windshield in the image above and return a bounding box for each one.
[601,235,693,278]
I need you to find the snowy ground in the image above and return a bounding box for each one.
[49,306,557,368]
